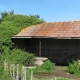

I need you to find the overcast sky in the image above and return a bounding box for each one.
[0,0,80,22]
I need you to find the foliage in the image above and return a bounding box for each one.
[10,49,36,66]
[0,71,12,80]
[31,60,56,73]
[0,49,36,80]
[0,11,44,53]
[0,10,14,23]
[0,10,44,79]
[0,49,36,66]
[26,68,31,80]
[40,60,56,73]
[67,60,80,76]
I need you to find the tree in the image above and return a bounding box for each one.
[0,11,8,23]
[0,11,45,79]
[35,14,40,18]
[1,11,8,18]
[0,10,14,23]
[9,10,14,15]
[0,11,45,53]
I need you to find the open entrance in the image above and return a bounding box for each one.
[12,38,80,65]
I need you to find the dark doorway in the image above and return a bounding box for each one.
[12,38,80,64]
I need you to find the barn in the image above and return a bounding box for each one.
[12,21,80,64]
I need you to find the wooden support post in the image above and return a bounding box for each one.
[39,38,41,57]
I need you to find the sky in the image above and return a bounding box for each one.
[0,0,80,22]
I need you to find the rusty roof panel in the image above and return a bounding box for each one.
[13,21,80,38]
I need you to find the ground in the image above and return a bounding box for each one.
[34,66,80,80]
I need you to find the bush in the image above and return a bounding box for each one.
[30,60,55,73]
[67,60,80,75]
[40,60,56,73]
[1,49,36,66]
[9,49,36,66]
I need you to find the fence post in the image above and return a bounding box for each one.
[16,64,19,80]
[51,78,54,80]
[12,64,15,80]
[21,66,26,80]
[31,71,33,80]
[4,59,8,71]
[10,64,12,77]
[25,66,26,80]
[54,77,57,80]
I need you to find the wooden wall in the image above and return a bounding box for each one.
[12,38,80,64]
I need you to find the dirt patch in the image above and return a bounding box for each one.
[34,66,80,80]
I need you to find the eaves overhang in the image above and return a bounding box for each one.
[12,36,80,39]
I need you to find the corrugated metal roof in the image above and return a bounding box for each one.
[12,21,80,38]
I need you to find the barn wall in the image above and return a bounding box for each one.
[41,39,80,63]
[26,38,39,56]
[78,40,80,56]
[12,38,26,50]
[12,38,80,64]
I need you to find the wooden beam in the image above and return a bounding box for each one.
[39,38,41,57]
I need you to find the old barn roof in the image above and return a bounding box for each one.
[12,21,80,39]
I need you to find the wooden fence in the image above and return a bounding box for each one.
[4,59,73,80]
[4,59,26,80]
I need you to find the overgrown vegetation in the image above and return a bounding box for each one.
[30,60,56,74]
[67,60,80,76]
[40,60,56,73]
[26,60,56,80]
[0,10,44,79]
[1,49,36,65]
[0,71,12,80]
[0,11,44,53]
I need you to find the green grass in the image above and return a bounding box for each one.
[33,78,51,80]
[57,77,74,80]
[33,77,74,80]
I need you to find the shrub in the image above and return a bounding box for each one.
[1,49,36,66]
[40,60,56,73]
[30,60,56,73]
[67,60,80,75]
